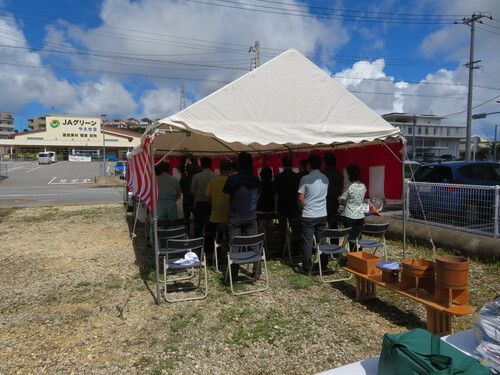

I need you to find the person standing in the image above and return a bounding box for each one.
[191,157,217,253]
[156,162,181,221]
[297,154,329,274]
[205,159,231,262]
[340,164,367,251]
[179,163,196,233]
[297,158,309,179]
[274,155,300,255]
[223,152,261,279]
[322,152,344,229]
[257,166,275,249]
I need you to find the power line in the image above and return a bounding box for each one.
[184,0,463,24]
[443,94,500,117]
[250,0,465,19]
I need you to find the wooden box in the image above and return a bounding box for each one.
[347,251,382,275]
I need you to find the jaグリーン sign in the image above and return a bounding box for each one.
[46,116,103,142]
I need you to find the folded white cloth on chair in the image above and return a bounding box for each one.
[173,251,199,265]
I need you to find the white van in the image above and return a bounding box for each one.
[38,152,52,164]
[38,151,57,164]
[47,151,57,163]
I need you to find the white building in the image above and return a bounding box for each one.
[1,115,141,159]
[382,113,466,161]
[0,112,15,139]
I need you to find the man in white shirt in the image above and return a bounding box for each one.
[297,154,329,274]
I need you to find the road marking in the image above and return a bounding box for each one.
[26,167,41,173]
[49,178,95,185]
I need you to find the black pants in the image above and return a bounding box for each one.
[300,216,327,272]
[342,217,364,251]
[193,201,214,255]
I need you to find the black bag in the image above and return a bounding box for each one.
[378,328,491,374]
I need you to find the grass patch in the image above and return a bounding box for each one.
[75,281,91,288]
[18,208,60,223]
[225,308,290,346]
[283,272,316,289]
[105,282,122,289]
[165,309,204,333]
[42,294,58,304]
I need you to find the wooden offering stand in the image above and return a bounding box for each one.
[343,252,475,336]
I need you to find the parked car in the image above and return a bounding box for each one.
[47,151,57,163]
[124,185,134,212]
[408,161,500,224]
[38,152,52,165]
[114,160,127,175]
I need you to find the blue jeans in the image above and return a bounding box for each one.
[300,216,327,272]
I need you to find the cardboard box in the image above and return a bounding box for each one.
[347,251,382,275]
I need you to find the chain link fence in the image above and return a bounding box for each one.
[405,181,500,238]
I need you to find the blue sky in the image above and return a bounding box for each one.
[1,0,499,139]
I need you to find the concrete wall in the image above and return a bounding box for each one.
[366,215,499,262]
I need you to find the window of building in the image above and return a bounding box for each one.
[418,127,422,135]
[425,127,429,135]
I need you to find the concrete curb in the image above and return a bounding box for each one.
[365,215,499,262]
[95,175,124,186]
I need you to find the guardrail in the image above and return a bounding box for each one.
[405,181,500,238]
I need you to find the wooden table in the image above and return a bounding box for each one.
[342,267,475,336]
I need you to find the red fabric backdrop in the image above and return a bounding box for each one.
[161,141,403,200]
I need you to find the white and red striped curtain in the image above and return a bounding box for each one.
[126,134,157,211]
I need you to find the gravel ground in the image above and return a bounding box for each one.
[0,205,498,375]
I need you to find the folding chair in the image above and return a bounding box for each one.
[313,227,353,283]
[157,227,192,282]
[226,233,269,296]
[282,218,300,264]
[163,237,208,302]
[212,223,229,273]
[355,223,389,260]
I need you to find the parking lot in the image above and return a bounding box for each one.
[0,161,124,207]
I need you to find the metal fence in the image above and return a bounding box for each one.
[404,181,500,238]
[0,163,7,179]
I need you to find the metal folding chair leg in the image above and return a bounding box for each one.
[226,251,269,296]
[164,254,208,303]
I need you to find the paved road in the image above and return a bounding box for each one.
[0,161,124,207]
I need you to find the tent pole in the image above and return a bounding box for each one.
[154,133,190,164]
[402,141,407,259]
[381,138,406,259]
[151,142,161,307]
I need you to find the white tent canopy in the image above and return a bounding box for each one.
[139,49,406,306]
[152,48,402,155]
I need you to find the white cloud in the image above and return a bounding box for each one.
[65,77,138,116]
[3,0,500,141]
[140,87,182,120]
[331,59,398,114]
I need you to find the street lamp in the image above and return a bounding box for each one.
[471,110,500,120]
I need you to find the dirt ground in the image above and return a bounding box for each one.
[0,204,498,375]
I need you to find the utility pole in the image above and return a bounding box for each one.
[494,125,498,162]
[249,40,260,70]
[100,114,107,176]
[412,115,416,161]
[180,79,186,111]
[255,40,260,68]
[456,13,490,161]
